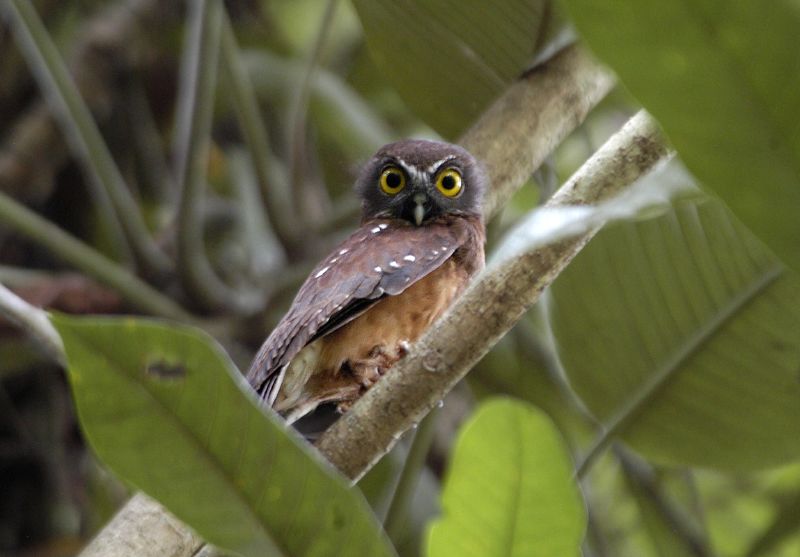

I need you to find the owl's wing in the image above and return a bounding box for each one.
[247,219,472,404]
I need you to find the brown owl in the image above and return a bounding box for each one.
[247,139,486,425]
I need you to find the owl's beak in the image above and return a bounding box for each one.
[412,193,427,226]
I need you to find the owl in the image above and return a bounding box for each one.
[247,139,486,426]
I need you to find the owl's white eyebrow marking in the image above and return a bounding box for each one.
[426,156,456,174]
[403,255,416,262]
[339,248,349,255]
[314,266,330,278]
[373,266,382,273]
[389,260,400,268]
[396,159,427,182]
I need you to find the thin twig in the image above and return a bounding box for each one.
[2,0,172,275]
[0,191,192,321]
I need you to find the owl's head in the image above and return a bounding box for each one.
[355,139,487,225]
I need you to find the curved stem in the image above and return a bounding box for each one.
[173,0,263,314]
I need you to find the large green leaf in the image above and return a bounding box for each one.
[560,0,800,272]
[51,315,395,557]
[426,398,585,557]
[549,194,800,470]
[352,0,552,138]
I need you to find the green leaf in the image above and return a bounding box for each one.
[559,0,800,272]
[51,314,395,557]
[426,398,585,557]
[549,193,800,470]
[352,0,553,138]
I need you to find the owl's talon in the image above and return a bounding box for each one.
[398,340,411,357]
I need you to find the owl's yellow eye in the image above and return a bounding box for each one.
[379,166,406,195]
[435,168,463,197]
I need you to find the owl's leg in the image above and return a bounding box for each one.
[348,341,410,388]
[336,342,411,414]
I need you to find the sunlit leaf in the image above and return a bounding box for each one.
[560,0,800,272]
[426,398,585,557]
[52,315,395,557]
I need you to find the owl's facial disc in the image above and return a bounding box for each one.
[356,139,486,224]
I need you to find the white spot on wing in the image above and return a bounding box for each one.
[314,266,330,278]
[403,255,416,262]
[432,250,439,256]
[441,246,448,251]
[371,226,381,233]
[339,248,349,255]
[378,223,388,230]
[374,266,382,273]
[389,261,400,268]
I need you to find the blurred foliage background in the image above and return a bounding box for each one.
[0,0,799,556]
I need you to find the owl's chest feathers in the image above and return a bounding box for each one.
[275,257,470,418]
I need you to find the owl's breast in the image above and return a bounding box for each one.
[274,257,469,421]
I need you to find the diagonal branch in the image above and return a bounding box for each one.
[74,44,616,557]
